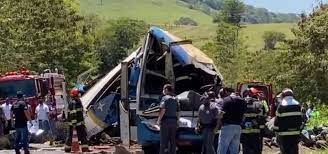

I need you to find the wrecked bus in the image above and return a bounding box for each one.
[80,27,223,153]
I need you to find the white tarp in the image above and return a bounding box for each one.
[27,120,44,136]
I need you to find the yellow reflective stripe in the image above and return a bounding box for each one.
[242,129,261,134]
[71,120,77,123]
[69,110,77,114]
[244,113,258,118]
[68,121,85,126]
[262,100,269,112]
[69,108,83,114]
[176,76,192,82]
[81,145,89,148]
[273,126,279,130]
[276,112,302,117]
[76,121,85,126]
[260,125,265,129]
[277,131,300,136]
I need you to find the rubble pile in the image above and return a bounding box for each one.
[301,126,328,149]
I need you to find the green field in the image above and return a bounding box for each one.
[80,0,213,25]
[168,23,295,51]
[80,0,296,52]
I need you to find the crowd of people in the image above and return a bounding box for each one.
[158,84,304,154]
[0,92,54,154]
[0,84,306,154]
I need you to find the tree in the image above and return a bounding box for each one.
[262,31,286,50]
[0,0,99,84]
[202,22,245,85]
[284,4,328,102]
[98,18,147,74]
[218,0,245,25]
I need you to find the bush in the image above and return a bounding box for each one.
[262,31,286,50]
[308,104,328,129]
[174,17,198,26]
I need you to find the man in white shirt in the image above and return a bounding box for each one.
[35,98,51,139]
[1,98,12,135]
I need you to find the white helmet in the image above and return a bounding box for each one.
[281,88,294,98]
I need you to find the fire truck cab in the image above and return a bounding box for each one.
[0,68,67,120]
[237,81,275,117]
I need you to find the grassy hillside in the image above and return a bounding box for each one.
[168,23,295,51]
[242,23,295,52]
[80,0,213,25]
[80,0,295,52]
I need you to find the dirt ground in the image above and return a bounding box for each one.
[262,144,318,154]
[0,142,322,154]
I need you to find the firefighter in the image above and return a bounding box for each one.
[250,87,268,152]
[240,88,263,154]
[64,88,90,153]
[273,88,302,154]
[250,88,269,116]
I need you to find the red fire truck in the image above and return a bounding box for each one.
[0,68,67,119]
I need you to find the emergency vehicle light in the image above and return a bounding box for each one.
[5,71,18,75]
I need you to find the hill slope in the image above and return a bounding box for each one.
[80,0,295,52]
[80,0,213,25]
[168,23,295,51]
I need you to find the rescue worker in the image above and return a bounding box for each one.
[157,84,180,154]
[250,88,269,116]
[240,88,263,154]
[273,88,303,154]
[197,91,219,154]
[64,88,90,153]
[250,87,268,152]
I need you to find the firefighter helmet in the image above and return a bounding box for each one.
[70,88,80,97]
[281,88,294,98]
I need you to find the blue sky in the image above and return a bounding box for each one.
[243,0,327,13]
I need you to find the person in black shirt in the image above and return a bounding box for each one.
[217,89,247,154]
[11,91,31,154]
